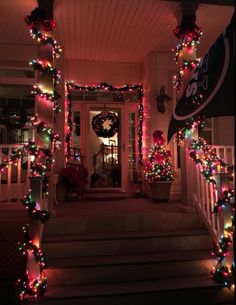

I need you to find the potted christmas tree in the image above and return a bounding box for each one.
[144,130,174,202]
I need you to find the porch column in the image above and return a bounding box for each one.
[143,52,157,153]
[54,43,65,173]
[143,53,158,195]
[35,2,55,215]
[175,4,200,211]
[179,136,198,211]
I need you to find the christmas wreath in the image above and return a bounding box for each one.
[92,111,119,138]
[0,106,28,129]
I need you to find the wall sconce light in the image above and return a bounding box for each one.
[157,85,171,113]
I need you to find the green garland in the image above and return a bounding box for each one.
[92,111,119,138]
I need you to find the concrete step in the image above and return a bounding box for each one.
[45,250,214,285]
[22,276,234,305]
[44,211,202,235]
[43,229,213,258]
[83,190,128,200]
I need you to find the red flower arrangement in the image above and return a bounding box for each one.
[60,163,88,194]
[144,130,174,182]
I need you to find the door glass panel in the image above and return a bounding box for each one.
[89,109,121,188]
[72,111,81,160]
[128,112,136,182]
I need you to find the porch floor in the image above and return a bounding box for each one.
[54,197,185,218]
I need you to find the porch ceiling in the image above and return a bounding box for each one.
[0,0,234,64]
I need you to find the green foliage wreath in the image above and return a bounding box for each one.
[92,111,119,138]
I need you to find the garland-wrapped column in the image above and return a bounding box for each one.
[17,2,62,299]
[27,177,42,283]
[173,11,202,210]
[214,174,234,269]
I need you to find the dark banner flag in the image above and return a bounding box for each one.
[168,14,235,142]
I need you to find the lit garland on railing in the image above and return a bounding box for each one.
[175,120,205,145]
[18,224,47,299]
[24,140,54,176]
[211,188,235,288]
[18,273,47,300]
[173,17,202,92]
[0,149,22,173]
[65,81,144,165]
[18,225,47,271]
[212,189,234,214]
[186,130,235,287]
[21,192,51,223]
[0,140,52,299]
[188,137,230,184]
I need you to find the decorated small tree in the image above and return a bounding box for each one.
[144,130,173,201]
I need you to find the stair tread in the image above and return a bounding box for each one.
[43,228,210,242]
[47,249,213,268]
[29,275,220,299]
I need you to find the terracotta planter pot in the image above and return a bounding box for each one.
[148,181,173,202]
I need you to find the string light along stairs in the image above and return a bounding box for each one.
[22,199,234,305]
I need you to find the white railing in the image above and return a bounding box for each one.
[0,144,31,204]
[193,145,234,243]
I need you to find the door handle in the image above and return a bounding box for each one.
[123,144,125,152]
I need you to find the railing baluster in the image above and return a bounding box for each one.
[205,180,210,224]
[194,145,234,246]
[0,144,24,204]
[7,147,12,203]
[0,148,2,201]
[17,152,21,204]
[209,183,216,233]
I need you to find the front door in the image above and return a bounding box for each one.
[88,107,122,190]
[72,102,138,194]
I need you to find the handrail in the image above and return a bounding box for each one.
[193,145,234,242]
[0,144,31,204]
[192,144,234,285]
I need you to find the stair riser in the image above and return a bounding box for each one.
[23,286,234,305]
[44,214,201,235]
[43,235,213,258]
[45,259,214,285]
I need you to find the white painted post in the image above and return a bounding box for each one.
[214,173,234,270]
[27,176,43,282]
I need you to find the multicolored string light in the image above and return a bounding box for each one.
[144,130,173,182]
[175,120,205,145]
[31,116,61,150]
[18,225,47,300]
[173,19,202,92]
[29,60,61,84]
[16,6,62,299]
[186,131,235,287]
[65,82,144,166]
[211,189,235,288]
[212,189,234,214]
[188,137,230,184]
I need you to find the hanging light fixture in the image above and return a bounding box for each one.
[156,85,171,113]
